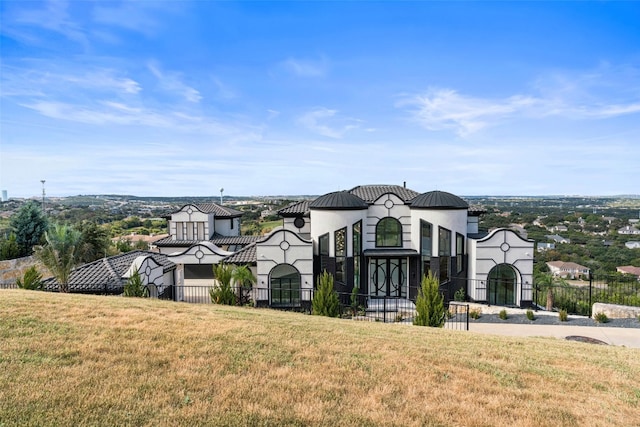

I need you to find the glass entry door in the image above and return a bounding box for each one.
[369,258,407,298]
[487,264,516,306]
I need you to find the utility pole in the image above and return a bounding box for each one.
[40,180,46,215]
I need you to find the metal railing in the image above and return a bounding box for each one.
[533,273,640,316]
[174,284,469,330]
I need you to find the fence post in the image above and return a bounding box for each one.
[589,270,593,317]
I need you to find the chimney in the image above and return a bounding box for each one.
[403,181,406,188]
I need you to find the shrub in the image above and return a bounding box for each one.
[210,264,236,305]
[593,312,609,324]
[526,309,535,321]
[413,272,445,327]
[123,270,147,297]
[453,287,466,302]
[350,286,360,316]
[498,309,508,320]
[312,270,340,317]
[558,309,568,322]
[16,266,43,290]
[469,308,481,320]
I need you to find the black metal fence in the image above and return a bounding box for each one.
[174,284,469,330]
[533,274,640,316]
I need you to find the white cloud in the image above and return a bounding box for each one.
[280,57,328,77]
[297,108,361,139]
[398,88,539,136]
[148,62,202,103]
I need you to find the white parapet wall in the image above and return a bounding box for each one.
[592,303,640,319]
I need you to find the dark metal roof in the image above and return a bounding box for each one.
[163,203,242,218]
[211,235,260,245]
[222,243,257,264]
[42,250,175,292]
[153,235,259,247]
[278,200,310,217]
[363,248,420,257]
[309,191,368,210]
[348,185,420,203]
[409,191,468,209]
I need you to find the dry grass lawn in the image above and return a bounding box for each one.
[1,290,639,426]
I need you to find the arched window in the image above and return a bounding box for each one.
[270,264,301,306]
[376,217,402,247]
[487,264,517,306]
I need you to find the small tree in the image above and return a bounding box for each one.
[312,270,340,317]
[0,233,21,260]
[413,272,446,327]
[210,263,236,305]
[33,224,81,293]
[16,266,43,290]
[350,286,360,316]
[77,221,110,263]
[535,272,567,311]
[123,270,147,297]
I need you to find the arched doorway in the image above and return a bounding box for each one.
[270,264,301,307]
[487,264,517,306]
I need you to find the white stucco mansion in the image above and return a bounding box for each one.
[152,184,535,309]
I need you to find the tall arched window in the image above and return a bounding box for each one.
[270,264,301,306]
[376,217,402,247]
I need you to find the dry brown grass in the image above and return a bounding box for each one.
[1,289,639,427]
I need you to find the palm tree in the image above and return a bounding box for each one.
[232,265,256,305]
[535,272,567,311]
[33,224,81,293]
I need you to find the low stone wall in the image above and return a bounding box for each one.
[592,303,640,319]
[0,256,47,285]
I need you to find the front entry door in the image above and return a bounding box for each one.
[487,264,517,306]
[369,258,407,298]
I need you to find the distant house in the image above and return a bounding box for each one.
[602,216,616,224]
[545,234,570,244]
[618,225,640,235]
[42,251,179,296]
[537,242,555,252]
[625,241,640,249]
[616,266,640,280]
[546,261,590,279]
[550,225,568,233]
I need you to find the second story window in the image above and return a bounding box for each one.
[376,217,402,247]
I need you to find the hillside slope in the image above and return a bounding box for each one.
[1,290,639,426]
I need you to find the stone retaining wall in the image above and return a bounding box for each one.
[592,302,640,319]
[0,256,47,285]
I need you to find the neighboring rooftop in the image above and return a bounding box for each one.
[309,191,368,210]
[42,251,175,293]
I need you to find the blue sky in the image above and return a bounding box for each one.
[1,1,639,198]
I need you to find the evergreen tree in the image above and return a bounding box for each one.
[123,270,147,297]
[413,272,446,327]
[312,270,340,317]
[0,233,21,260]
[10,202,48,257]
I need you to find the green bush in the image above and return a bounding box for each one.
[593,312,609,324]
[558,309,568,322]
[498,309,508,320]
[16,266,43,290]
[312,270,340,317]
[123,270,147,297]
[453,287,465,302]
[413,272,445,327]
[526,309,535,321]
[469,308,481,320]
